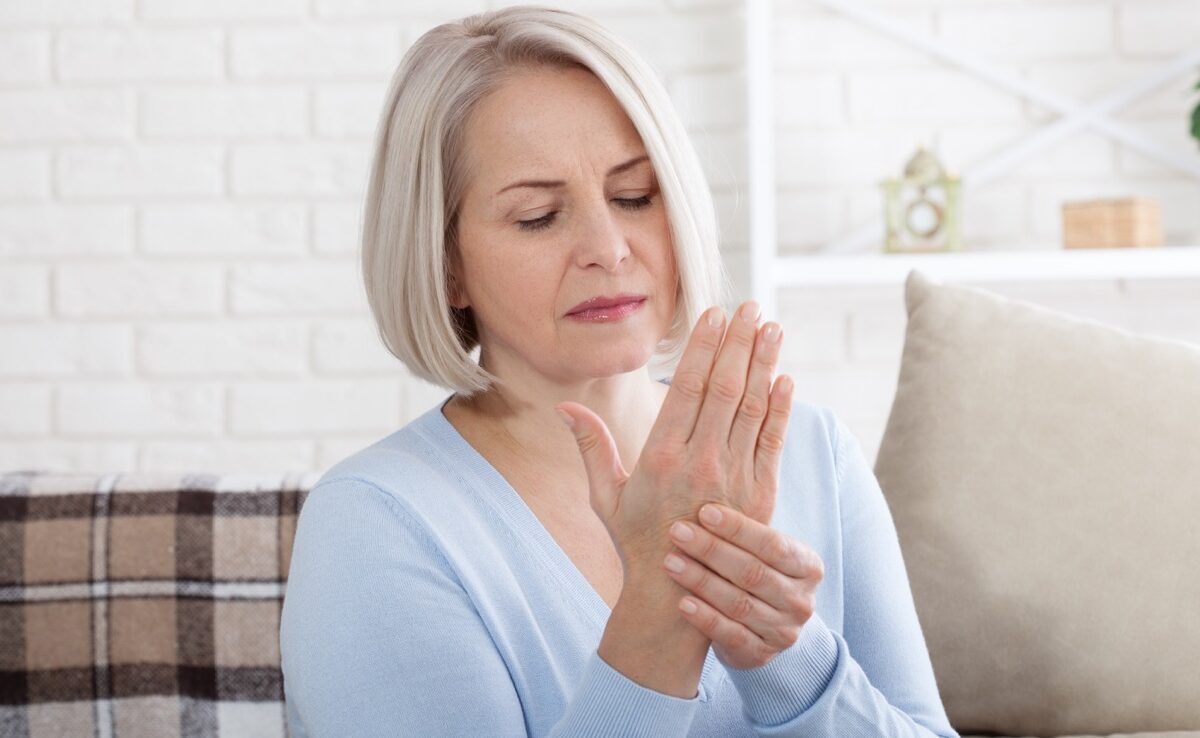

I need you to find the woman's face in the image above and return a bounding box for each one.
[450,64,679,385]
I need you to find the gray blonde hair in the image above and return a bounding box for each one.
[361,4,729,395]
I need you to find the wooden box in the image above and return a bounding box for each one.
[1062,197,1162,249]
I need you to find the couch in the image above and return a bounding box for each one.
[1,269,1197,737]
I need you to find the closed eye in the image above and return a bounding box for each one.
[516,195,655,233]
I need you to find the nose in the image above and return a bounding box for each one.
[572,200,632,272]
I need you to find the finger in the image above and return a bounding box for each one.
[556,402,629,519]
[690,300,762,447]
[664,550,795,651]
[667,518,802,611]
[647,306,727,448]
[753,374,794,486]
[677,594,786,670]
[727,321,782,459]
[693,504,822,584]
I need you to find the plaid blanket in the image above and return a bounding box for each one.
[0,470,317,738]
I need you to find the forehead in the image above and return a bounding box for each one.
[464,65,646,177]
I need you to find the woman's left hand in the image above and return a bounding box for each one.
[662,502,824,670]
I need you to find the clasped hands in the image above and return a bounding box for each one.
[557,300,824,672]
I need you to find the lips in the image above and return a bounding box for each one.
[566,293,647,316]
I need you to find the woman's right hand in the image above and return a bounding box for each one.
[556,300,794,576]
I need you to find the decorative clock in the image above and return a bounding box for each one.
[880,146,962,253]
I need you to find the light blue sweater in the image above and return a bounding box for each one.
[280,391,959,737]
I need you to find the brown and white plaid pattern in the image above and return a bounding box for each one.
[0,470,317,738]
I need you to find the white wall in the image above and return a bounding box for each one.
[1,0,1197,472]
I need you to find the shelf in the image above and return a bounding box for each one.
[773,246,1200,287]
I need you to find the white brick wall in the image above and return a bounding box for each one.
[1,0,1197,474]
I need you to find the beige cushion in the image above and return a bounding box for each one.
[874,270,1200,737]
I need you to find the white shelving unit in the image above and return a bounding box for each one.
[745,0,1200,311]
[775,246,1200,287]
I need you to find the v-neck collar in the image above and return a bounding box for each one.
[414,381,719,691]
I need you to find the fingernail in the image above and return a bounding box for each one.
[706,306,724,328]
[670,521,694,542]
[762,322,780,343]
[679,599,698,614]
[779,375,793,395]
[556,409,574,430]
[664,553,686,573]
[739,301,760,322]
[699,505,722,526]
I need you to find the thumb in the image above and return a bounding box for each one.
[555,402,628,519]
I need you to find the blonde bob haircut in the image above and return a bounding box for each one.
[362,4,730,396]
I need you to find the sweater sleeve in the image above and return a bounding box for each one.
[719,416,959,737]
[279,476,702,738]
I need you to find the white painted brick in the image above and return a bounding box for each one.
[58,145,223,198]
[229,261,366,315]
[711,187,748,249]
[1116,118,1200,178]
[667,0,737,8]
[0,32,49,84]
[141,204,306,256]
[0,150,50,199]
[142,86,308,139]
[314,82,389,137]
[779,361,899,449]
[670,71,745,131]
[961,279,1138,333]
[230,379,400,434]
[1030,180,1200,244]
[316,436,383,471]
[0,324,131,377]
[1021,60,1184,123]
[0,442,137,474]
[774,11,934,70]
[0,266,48,318]
[1118,1,1200,56]
[140,0,306,21]
[315,0,487,17]
[231,142,369,196]
[230,27,399,80]
[938,5,1112,59]
[776,129,929,187]
[0,90,132,143]
[848,69,1023,125]
[775,307,847,367]
[958,184,1027,246]
[776,190,843,252]
[56,262,224,318]
[690,129,745,188]
[141,440,314,473]
[774,72,844,128]
[312,319,397,373]
[139,321,308,376]
[0,384,51,435]
[0,205,132,257]
[58,381,223,436]
[937,123,1114,178]
[839,284,907,363]
[313,202,362,255]
[401,371,452,420]
[0,0,132,23]
[602,12,743,73]
[56,29,223,82]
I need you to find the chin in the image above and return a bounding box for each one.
[571,337,657,377]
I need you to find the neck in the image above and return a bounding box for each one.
[446,358,670,494]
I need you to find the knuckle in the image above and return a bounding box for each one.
[752,644,774,668]
[672,371,707,402]
[786,591,815,619]
[737,394,768,422]
[740,559,767,590]
[779,626,800,650]
[702,612,722,634]
[766,535,793,566]
[757,428,786,454]
[686,452,724,488]
[708,375,743,404]
[730,594,755,621]
[645,443,684,479]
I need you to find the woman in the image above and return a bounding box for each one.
[279,5,958,737]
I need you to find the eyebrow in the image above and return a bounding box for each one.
[495,154,650,196]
